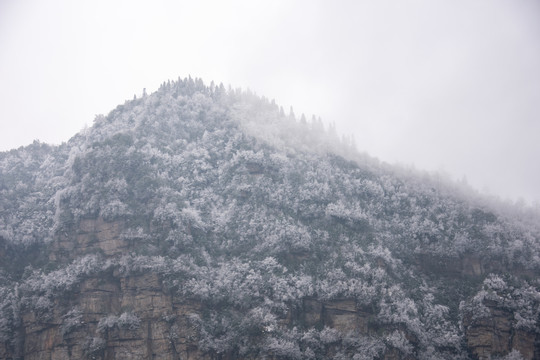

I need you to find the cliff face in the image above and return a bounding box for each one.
[5,219,389,359]
[51,218,127,261]
[2,217,536,360]
[1,78,539,359]
[20,219,197,359]
[19,271,202,360]
[462,302,538,360]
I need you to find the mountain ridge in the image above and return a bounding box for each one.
[0,77,539,359]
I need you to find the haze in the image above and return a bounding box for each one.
[1,0,539,204]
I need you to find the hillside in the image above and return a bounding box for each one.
[1,77,539,359]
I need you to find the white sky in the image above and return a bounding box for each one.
[1,0,539,204]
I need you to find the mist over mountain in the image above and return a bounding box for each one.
[1,78,539,359]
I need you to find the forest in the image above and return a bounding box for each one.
[0,77,539,359]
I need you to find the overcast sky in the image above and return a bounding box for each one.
[1,0,539,204]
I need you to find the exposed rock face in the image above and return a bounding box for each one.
[463,305,513,359]
[20,271,207,360]
[301,298,371,335]
[462,301,540,360]
[17,274,409,359]
[416,253,510,278]
[51,218,126,262]
[4,218,536,359]
[11,218,205,360]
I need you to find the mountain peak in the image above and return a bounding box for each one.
[0,78,539,359]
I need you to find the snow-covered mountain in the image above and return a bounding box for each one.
[1,77,539,359]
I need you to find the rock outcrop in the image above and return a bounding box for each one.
[51,217,126,262]
[19,271,207,360]
[462,300,540,360]
[2,204,537,360]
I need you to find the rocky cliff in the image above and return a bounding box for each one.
[1,78,539,359]
[6,218,536,360]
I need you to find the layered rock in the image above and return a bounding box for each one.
[11,218,537,360]
[20,271,207,360]
[462,300,539,360]
[51,217,126,262]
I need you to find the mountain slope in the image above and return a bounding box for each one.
[1,78,539,359]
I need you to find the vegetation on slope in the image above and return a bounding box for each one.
[0,78,539,359]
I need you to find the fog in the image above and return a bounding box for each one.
[1,0,539,204]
